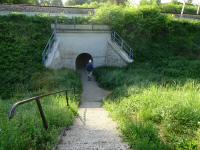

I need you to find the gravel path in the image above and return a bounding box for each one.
[56,71,129,150]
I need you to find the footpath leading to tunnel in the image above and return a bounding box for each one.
[56,71,130,150]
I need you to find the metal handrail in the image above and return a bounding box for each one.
[8,88,76,130]
[42,30,56,64]
[111,31,134,60]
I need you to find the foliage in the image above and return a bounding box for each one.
[93,5,200,150]
[0,14,87,99]
[0,69,81,150]
[91,5,200,63]
[160,3,198,14]
[0,15,52,99]
[95,63,200,150]
[39,0,63,6]
[140,0,161,6]
[0,14,83,150]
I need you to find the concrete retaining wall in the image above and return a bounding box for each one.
[45,25,132,70]
[105,41,127,67]
[56,32,110,69]
[52,24,111,31]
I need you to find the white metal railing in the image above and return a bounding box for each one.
[111,31,134,60]
[42,30,56,64]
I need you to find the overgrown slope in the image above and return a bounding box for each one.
[0,15,53,98]
[0,15,82,150]
[93,6,200,150]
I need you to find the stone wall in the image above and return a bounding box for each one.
[0,4,94,16]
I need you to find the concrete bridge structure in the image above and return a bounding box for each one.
[42,24,134,70]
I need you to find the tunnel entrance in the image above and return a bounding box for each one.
[76,53,93,70]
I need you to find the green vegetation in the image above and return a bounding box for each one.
[1,4,200,150]
[160,3,199,15]
[93,5,200,150]
[0,14,87,99]
[0,15,82,149]
[0,69,81,150]
[0,15,52,98]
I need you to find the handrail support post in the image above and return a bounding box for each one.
[35,97,48,130]
[65,91,69,106]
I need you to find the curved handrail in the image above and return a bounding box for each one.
[8,88,76,130]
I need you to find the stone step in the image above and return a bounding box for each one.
[57,143,128,150]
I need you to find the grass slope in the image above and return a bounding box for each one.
[0,15,82,149]
[0,15,52,98]
[93,6,200,150]
[0,14,88,99]
[0,69,81,150]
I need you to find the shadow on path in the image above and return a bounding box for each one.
[56,71,130,150]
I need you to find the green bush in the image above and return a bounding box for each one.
[91,5,200,64]
[0,14,90,99]
[0,15,82,149]
[93,7,200,146]
[99,66,200,149]
[0,15,52,98]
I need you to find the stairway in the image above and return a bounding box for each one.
[56,72,130,150]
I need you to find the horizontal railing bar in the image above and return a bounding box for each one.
[111,31,134,60]
[8,88,75,119]
[44,31,55,51]
[113,32,132,49]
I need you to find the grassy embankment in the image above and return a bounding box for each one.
[0,15,81,149]
[92,6,200,150]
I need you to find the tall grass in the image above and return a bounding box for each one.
[0,69,81,150]
[95,62,200,149]
[93,7,200,149]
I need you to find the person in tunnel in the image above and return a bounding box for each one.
[86,59,94,81]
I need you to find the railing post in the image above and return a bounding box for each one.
[180,2,185,18]
[73,87,75,96]
[65,91,69,106]
[54,18,57,33]
[35,97,48,130]
[121,40,124,49]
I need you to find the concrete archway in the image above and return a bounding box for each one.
[76,53,93,70]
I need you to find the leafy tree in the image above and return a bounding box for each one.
[39,0,50,5]
[140,0,150,5]
[140,0,160,5]
[51,0,63,6]
[171,0,179,4]
[187,0,192,4]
